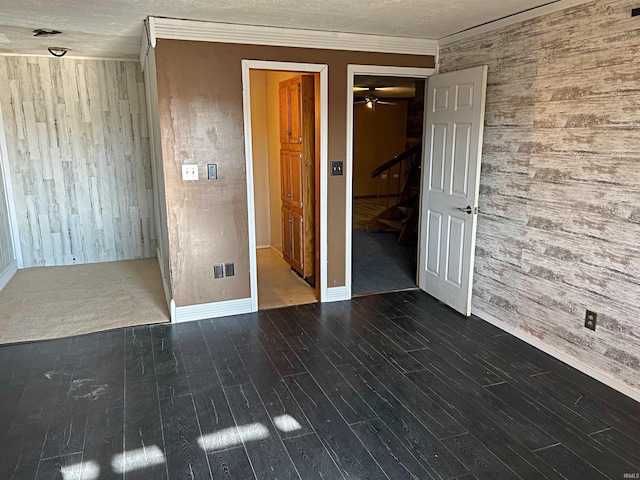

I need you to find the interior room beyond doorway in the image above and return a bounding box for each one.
[249,69,319,310]
[351,75,424,296]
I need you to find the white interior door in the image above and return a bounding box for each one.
[417,65,488,316]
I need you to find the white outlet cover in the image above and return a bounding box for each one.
[182,164,199,181]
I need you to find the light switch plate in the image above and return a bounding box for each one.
[330,161,343,176]
[182,164,199,181]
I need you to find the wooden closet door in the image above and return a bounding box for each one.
[280,150,292,204]
[290,151,303,209]
[281,206,291,263]
[279,82,291,144]
[290,209,304,272]
[288,79,302,145]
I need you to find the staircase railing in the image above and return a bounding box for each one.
[371,143,422,214]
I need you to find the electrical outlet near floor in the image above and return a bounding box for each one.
[585,310,597,331]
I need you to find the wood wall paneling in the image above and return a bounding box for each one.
[0,56,156,268]
[440,0,640,392]
[353,101,407,197]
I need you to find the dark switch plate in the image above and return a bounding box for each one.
[225,262,235,277]
[330,161,343,176]
[633,7,640,16]
[207,164,218,180]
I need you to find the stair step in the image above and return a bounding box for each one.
[377,218,404,231]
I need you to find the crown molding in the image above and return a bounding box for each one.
[147,17,437,56]
[439,0,593,46]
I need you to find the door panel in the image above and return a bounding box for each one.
[290,209,304,272]
[282,206,291,263]
[290,151,303,209]
[418,65,488,316]
[430,124,447,192]
[451,123,471,196]
[426,211,442,276]
[289,80,302,144]
[281,150,291,204]
[279,82,290,144]
[445,217,465,287]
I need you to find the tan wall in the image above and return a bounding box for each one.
[155,39,433,305]
[249,70,271,247]
[0,56,155,267]
[353,101,407,197]
[440,0,640,391]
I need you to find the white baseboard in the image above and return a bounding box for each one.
[0,260,17,292]
[269,245,283,257]
[173,297,253,323]
[256,244,271,250]
[472,307,640,403]
[325,286,349,302]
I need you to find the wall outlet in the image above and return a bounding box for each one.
[585,310,597,331]
[213,264,224,278]
[182,164,199,181]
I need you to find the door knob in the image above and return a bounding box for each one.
[457,205,475,214]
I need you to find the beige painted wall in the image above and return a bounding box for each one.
[440,0,640,392]
[249,70,271,247]
[0,56,156,267]
[353,101,407,197]
[155,39,434,306]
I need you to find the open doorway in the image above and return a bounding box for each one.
[351,75,425,296]
[244,64,325,310]
[345,65,435,298]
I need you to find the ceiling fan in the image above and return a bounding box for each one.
[353,87,397,110]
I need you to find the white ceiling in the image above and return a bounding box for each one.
[0,0,561,59]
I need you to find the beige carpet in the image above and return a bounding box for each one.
[0,258,169,344]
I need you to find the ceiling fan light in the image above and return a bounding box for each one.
[47,47,70,57]
[33,29,62,37]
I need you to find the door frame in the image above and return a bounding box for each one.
[345,64,435,299]
[241,60,329,311]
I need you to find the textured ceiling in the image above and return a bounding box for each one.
[0,0,560,59]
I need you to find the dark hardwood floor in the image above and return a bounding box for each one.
[1,290,639,479]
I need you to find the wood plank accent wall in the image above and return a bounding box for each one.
[0,56,156,267]
[0,158,14,274]
[440,0,640,391]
